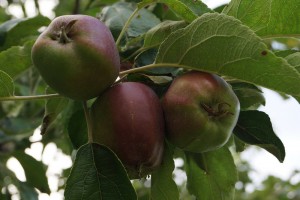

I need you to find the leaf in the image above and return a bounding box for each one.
[100,2,160,40]
[64,143,137,200]
[158,0,211,23]
[13,152,50,194]
[231,82,265,110]
[274,49,298,58]
[223,0,300,37]
[185,147,237,200]
[0,70,14,97]
[284,52,300,73]
[40,93,69,135]
[151,142,179,200]
[177,0,212,16]
[67,109,88,149]
[143,20,187,49]
[155,13,300,102]
[234,110,286,162]
[18,181,39,200]
[0,15,50,51]
[0,41,34,78]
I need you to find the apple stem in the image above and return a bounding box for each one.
[59,20,77,44]
[82,101,93,143]
[201,103,233,117]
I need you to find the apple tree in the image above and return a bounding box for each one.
[0,0,299,199]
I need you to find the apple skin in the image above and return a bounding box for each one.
[162,71,240,153]
[31,15,120,100]
[90,82,165,179]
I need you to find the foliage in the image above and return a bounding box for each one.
[0,0,299,199]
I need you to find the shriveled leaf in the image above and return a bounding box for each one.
[185,148,237,200]
[155,13,300,102]
[64,143,137,200]
[100,2,160,40]
[231,82,265,110]
[0,70,14,97]
[13,152,50,194]
[40,93,69,135]
[0,15,50,51]
[151,142,179,200]
[0,41,33,78]
[234,110,285,162]
[67,109,88,149]
[223,0,300,37]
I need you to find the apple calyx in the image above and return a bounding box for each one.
[201,102,234,118]
[58,20,77,44]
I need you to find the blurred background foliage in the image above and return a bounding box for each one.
[0,0,299,199]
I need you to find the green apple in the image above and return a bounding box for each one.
[31,15,120,100]
[162,71,240,153]
[90,82,165,179]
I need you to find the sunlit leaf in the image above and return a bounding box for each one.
[223,0,300,37]
[185,147,237,200]
[155,13,300,102]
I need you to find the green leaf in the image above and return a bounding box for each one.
[0,70,14,97]
[100,2,160,40]
[234,110,285,162]
[284,52,300,73]
[151,142,179,200]
[143,20,187,49]
[177,0,212,16]
[18,181,39,200]
[231,82,265,110]
[67,109,88,149]
[64,143,137,200]
[185,148,237,200]
[13,152,50,194]
[155,13,300,102]
[223,0,300,37]
[0,16,50,51]
[274,49,298,58]
[0,41,34,78]
[158,0,212,23]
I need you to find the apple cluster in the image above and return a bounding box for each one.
[32,15,240,179]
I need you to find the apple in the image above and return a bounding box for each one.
[162,71,240,153]
[90,82,165,179]
[31,15,120,100]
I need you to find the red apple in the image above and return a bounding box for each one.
[32,15,120,100]
[90,82,165,179]
[162,71,240,153]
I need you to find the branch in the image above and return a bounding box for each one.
[0,94,61,102]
